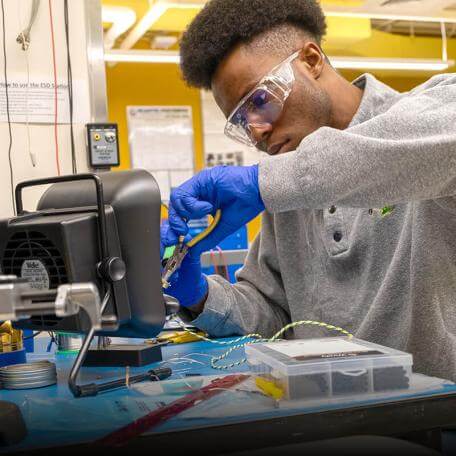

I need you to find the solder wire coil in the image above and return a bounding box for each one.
[0,360,57,390]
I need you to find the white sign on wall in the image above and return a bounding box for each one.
[127,106,194,201]
[0,76,90,124]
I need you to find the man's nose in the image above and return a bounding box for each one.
[248,122,273,145]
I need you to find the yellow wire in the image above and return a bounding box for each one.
[269,320,353,341]
[161,205,222,249]
[187,209,222,248]
[174,318,353,370]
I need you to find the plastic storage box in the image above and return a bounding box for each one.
[246,337,413,400]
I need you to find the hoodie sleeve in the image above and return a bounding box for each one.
[191,212,291,338]
[260,74,456,212]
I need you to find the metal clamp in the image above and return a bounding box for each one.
[55,284,102,331]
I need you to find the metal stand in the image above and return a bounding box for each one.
[68,288,111,397]
[67,287,168,397]
[1,276,172,397]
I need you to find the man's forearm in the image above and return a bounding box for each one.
[260,81,456,212]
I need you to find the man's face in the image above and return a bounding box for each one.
[212,42,333,155]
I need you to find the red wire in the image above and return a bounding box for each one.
[217,246,231,282]
[210,249,219,275]
[48,0,60,176]
[97,374,249,446]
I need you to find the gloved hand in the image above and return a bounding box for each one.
[168,165,265,256]
[160,221,208,308]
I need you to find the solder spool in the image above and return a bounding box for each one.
[0,361,57,390]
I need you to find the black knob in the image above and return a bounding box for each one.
[97,257,126,282]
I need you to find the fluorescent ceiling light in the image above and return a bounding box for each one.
[325,11,456,24]
[104,50,453,72]
[104,50,181,64]
[331,57,453,71]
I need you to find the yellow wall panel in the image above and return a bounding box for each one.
[325,17,371,43]
[325,28,456,63]
[102,0,149,19]
[151,7,202,32]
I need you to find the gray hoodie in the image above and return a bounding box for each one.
[192,73,456,381]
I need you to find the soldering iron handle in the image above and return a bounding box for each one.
[77,383,99,397]
[94,367,173,394]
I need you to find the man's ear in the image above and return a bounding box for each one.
[298,42,325,79]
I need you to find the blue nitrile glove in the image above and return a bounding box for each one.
[168,165,265,256]
[160,221,208,308]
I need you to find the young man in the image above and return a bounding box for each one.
[161,0,456,381]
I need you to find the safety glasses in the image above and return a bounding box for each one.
[224,51,300,148]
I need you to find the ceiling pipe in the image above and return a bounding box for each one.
[105,49,181,63]
[102,6,137,50]
[325,11,456,24]
[330,56,453,71]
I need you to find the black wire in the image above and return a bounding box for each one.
[1,0,15,214]
[47,331,57,345]
[63,0,76,174]
[23,331,42,340]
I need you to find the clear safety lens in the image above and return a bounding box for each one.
[225,86,284,146]
[224,51,299,148]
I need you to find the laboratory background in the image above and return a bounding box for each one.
[0,1,456,455]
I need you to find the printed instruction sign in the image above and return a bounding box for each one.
[0,76,90,124]
[127,106,194,201]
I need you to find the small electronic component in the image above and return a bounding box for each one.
[246,337,412,401]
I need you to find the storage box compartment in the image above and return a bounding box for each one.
[246,337,413,400]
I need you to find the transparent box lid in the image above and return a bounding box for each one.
[245,337,413,376]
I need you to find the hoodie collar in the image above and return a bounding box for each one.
[348,73,399,128]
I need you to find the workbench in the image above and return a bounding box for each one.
[2,336,456,455]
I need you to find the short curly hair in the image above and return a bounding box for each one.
[180,0,327,89]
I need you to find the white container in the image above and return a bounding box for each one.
[246,337,413,400]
